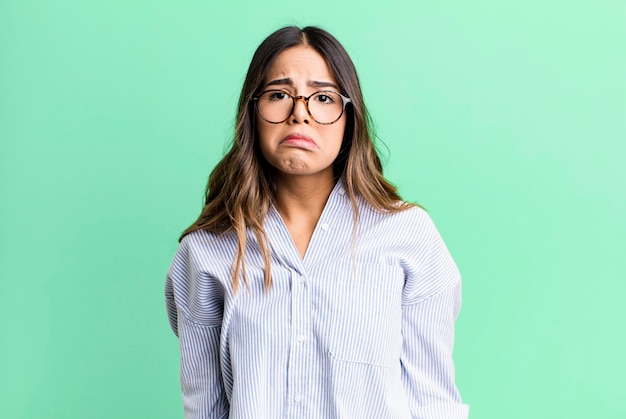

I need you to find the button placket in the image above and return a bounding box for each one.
[287,270,311,415]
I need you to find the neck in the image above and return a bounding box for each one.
[273,172,336,223]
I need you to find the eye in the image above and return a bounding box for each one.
[314,92,337,104]
[267,91,289,101]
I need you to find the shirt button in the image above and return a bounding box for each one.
[297,335,305,342]
[299,275,305,283]
[338,188,345,195]
[294,394,302,403]
[321,223,329,231]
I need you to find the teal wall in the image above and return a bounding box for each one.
[1,1,624,418]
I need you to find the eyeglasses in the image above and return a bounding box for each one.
[252,90,351,125]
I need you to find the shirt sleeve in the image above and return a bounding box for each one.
[165,234,230,419]
[400,212,469,419]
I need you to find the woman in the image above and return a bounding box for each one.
[165,26,469,419]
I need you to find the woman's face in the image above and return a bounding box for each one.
[256,45,347,181]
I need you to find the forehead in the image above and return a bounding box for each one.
[265,45,337,84]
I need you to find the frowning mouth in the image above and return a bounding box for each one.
[280,133,318,150]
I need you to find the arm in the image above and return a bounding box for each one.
[400,212,469,418]
[165,236,230,419]
[401,282,469,418]
[177,314,229,418]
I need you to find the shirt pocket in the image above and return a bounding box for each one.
[327,263,404,368]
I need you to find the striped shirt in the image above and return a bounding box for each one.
[165,180,469,418]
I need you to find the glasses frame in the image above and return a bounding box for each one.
[252,89,352,125]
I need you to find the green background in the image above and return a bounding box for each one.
[1,0,624,418]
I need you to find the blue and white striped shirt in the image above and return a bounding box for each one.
[165,181,469,418]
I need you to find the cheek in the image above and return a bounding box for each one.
[330,120,347,153]
[256,122,276,158]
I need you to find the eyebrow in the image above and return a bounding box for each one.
[265,78,339,90]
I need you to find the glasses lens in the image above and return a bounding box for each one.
[308,92,344,124]
[257,91,293,123]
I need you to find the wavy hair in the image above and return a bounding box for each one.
[181,26,413,291]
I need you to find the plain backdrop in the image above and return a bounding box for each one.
[1,1,625,418]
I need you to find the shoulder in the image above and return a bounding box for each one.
[180,229,236,253]
[394,205,452,250]
[167,230,229,325]
[390,207,461,303]
[172,229,238,272]
[398,205,440,237]
[168,229,235,289]
[362,202,439,241]
[394,204,432,224]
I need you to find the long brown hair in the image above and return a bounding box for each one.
[181,26,413,291]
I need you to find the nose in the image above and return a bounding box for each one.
[290,96,310,124]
